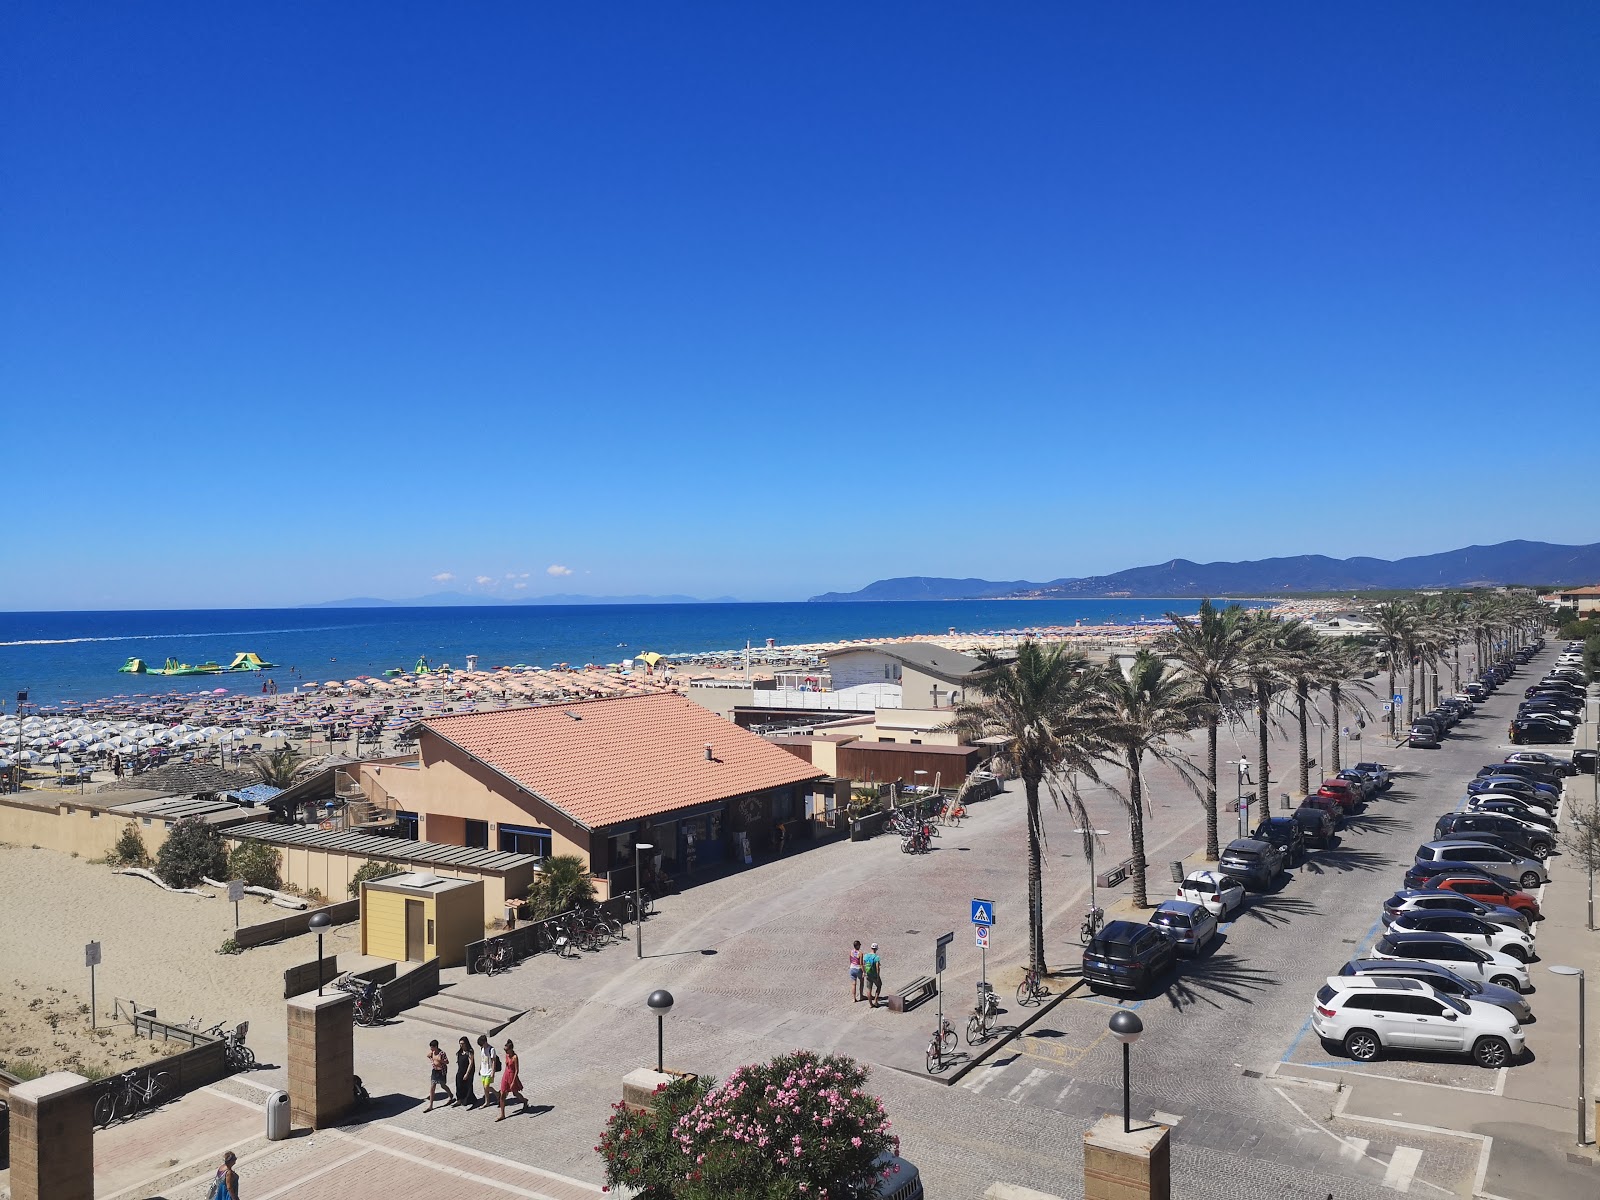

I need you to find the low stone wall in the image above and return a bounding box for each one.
[381,959,440,1013]
[236,898,360,949]
[463,894,634,974]
[283,955,340,999]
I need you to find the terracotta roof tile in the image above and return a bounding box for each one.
[419,694,824,830]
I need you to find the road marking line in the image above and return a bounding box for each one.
[254,1146,375,1200]
[353,1135,598,1199]
[201,1084,267,1113]
[1340,1136,1370,1160]
[373,1122,605,1191]
[1272,1087,1452,1197]
[1004,1068,1050,1103]
[961,1063,1006,1094]
[1384,1145,1422,1192]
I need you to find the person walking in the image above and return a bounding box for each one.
[477,1035,498,1111]
[496,1039,526,1120]
[863,942,884,1007]
[209,1151,239,1200]
[424,1039,455,1111]
[1238,757,1253,785]
[454,1036,477,1107]
[849,940,865,1003]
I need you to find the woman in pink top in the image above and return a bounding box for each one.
[849,940,864,1002]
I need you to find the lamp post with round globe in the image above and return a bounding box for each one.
[310,910,332,996]
[1549,965,1587,1146]
[1108,1009,1144,1133]
[647,989,674,1073]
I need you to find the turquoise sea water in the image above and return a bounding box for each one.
[0,599,1272,706]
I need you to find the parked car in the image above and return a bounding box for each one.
[1414,840,1548,890]
[1435,812,1553,858]
[1316,778,1363,814]
[1430,874,1542,919]
[1368,931,1532,993]
[1467,775,1559,808]
[1336,770,1378,803]
[1409,723,1442,749]
[1299,793,1346,830]
[1311,976,1523,1067]
[1176,869,1245,918]
[1251,817,1307,865]
[1337,959,1533,1023]
[1511,718,1575,745]
[1385,910,1537,962]
[1503,751,1574,779]
[1352,761,1393,791]
[1081,920,1178,993]
[1291,804,1337,849]
[1382,888,1531,931]
[1218,837,1286,889]
[1518,701,1579,725]
[1147,900,1218,955]
[1465,796,1557,831]
[1403,859,1520,893]
[1464,683,1488,701]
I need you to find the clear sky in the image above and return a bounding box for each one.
[4,4,1597,609]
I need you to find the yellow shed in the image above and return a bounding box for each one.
[360,872,484,968]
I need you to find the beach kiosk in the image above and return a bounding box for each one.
[360,872,483,967]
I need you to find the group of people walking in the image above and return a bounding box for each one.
[426,1035,527,1121]
[848,939,884,1006]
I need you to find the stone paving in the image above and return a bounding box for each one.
[45,643,1598,1200]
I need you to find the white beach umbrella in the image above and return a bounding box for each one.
[42,752,74,766]
[15,750,40,763]
[137,737,162,749]
[58,739,85,752]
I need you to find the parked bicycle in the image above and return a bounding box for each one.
[93,1067,172,1127]
[965,1002,996,1046]
[925,1015,959,1074]
[475,940,516,976]
[1015,968,1051,1008]
[332,972,387,1026]
[1078,904,1106,946]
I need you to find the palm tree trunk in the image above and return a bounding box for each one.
[1296,681,1309,797]
[1387,657,1397,738]
[1407,659,1417,727]
[1024,776,1045,974]
[1255,679,1270,825]
[1204,714,1220,860]
[1127,751,1147,909]
[1329,681,1343,772]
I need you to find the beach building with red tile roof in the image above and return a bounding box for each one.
[359,694,824,895]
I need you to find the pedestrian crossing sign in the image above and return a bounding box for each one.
[971,898,994,926]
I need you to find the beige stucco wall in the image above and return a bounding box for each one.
[0,799,179,860]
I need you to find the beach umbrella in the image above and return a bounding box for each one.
[58,739,84,752]
[42,752,74,766]
[15,750,40,763]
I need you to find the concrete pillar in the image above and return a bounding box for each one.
[621,1067,677,1113]
[287,990,354,1129]
[1083,1114,1171,1200]
[7,1071,94,1200]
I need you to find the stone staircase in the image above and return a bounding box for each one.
[404,990,527,1037]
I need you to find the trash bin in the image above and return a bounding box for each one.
[1168,860,1184,884]
[266,1089,290,1140]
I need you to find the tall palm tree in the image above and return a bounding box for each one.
[1278,621,1326,798]
[1097,650,1205,909]
[1322,638,1376,772]
[948,641,1109,973]
[1370,601,1415,737]
[1241,612,1313,816]
[1156,599,1251,861]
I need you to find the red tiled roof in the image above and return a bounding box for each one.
[419,694,824,830]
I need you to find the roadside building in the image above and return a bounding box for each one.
[1542,585,1600,615]
[822,643,982,709]
[359,693,824,896]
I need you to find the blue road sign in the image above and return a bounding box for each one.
[1393,693,1403,703]
[971,898,995,926]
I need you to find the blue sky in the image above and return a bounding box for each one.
[4,4,1597,609]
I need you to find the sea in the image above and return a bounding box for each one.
[0,599,1273,708]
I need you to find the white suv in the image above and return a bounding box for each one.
[1312,976,1524,1068]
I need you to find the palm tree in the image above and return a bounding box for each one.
[1277,621,1325,798]
[1370,601,1415,737]
[1240,611,1312,815]
[948,641,1109,973]
[1096,650,1205,909]
[1157,599,1251,861]
[250,745,303,788]
[526,853,596,919]
[1321,638,1376,773]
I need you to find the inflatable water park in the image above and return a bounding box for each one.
[119,652,276,676]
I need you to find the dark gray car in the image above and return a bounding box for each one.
[1218,837,1286,889]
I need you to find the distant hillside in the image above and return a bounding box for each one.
[809,540,1600,601]
[306,592,731,608]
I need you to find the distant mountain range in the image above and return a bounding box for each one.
[808,540,1600,602]
[305,592,737,608]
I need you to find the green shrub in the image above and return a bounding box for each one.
[111,821,150,867]
[524,854,595,919]
[347,858,405,897]
[217,937,242,955]
[229,842,282,889]
[154,818,228,889]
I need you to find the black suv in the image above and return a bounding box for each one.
[1081,920,1177,994]
[1291,804,1337,849]
[1252,818,1307,865]
[1436,812,1553,858]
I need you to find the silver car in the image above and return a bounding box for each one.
[1413,840,1549,891]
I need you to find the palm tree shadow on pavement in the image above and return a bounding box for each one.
[1301,847,1390,876]
[1159,952,1280,1012]
[1235,894,1321,929]
[1339,810,1405,837]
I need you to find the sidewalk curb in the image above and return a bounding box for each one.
[940,975,1088,1087]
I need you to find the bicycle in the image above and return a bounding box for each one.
[1078,904,1106,946]
[925,1016,959,1073]
[1015,968,1051,1008]
[223,1021,255,1071]
[943,802,966,828]
[965,1004,996,1046]
[552,918,580,958]
[93,1067,172,1127]
[475,940,516,976]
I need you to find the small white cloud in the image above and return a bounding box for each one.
[431,572,455,583]
[546,564,573,577]
[513,581,528,590]
[474,575,495,586]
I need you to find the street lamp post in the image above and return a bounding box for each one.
[1549,965,1587,1147]
[310,910,332,996]
[634,841,655,959]
[1108,1009,1144,1133]
[647,989,674,1073]
[1073,828,1111,919]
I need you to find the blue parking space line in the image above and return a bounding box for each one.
[1077,996,1145,1010]
[1279,911,1390,1065]
[1280,1013,1316,1063]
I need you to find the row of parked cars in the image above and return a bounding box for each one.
[1312,639,1595,1070]
[1080,758,1399,992]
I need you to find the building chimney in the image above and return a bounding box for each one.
[704,742,713,761]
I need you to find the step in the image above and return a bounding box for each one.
[405,991,526,1036]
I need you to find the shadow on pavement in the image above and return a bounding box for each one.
[1302,847,1390,876]
[1236,894,1320,929]
[1158,952,1281,1012]
[1340,810,1404,837]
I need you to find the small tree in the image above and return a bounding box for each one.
[229,842,282,889]
[155,818,228,888]
[1561,800,1600,908]
[525,853,595,918]
[347,858,405,897]
[111,821,150,867]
